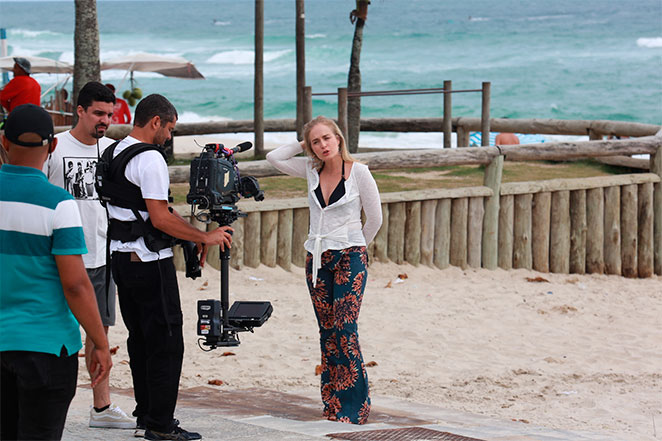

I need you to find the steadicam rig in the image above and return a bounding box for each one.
[186,142,271,349]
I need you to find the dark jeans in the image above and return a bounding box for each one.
[1,347,78,440]
[111,253,184,433]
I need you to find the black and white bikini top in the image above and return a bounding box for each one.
[314,161,346,208]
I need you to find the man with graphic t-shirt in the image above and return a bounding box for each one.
[44,81,135,430]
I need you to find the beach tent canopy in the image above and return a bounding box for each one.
[0,55,73,74]
[100,53,204,79]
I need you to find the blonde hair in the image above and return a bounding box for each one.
[302,116,357,171]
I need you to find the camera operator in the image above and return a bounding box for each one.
[107,94,232,440]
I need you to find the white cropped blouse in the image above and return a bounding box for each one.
[266,142,383,284]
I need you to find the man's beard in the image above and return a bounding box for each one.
[93,125,107,138]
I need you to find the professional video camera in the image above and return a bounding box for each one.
[187,141,264,226]
[186,142,271,350]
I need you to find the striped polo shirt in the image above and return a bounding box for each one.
[0,164,87,356]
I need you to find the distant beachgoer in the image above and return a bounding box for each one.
[0,57,41,113]
[495,132,520,145]
[105,83,132,125]
[266,116,382,425]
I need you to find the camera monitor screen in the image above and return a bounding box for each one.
[228,301,272,327]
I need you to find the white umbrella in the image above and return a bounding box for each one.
[0,55,73,74]
[100,53,204,79]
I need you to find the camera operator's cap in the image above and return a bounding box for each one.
[4,104,55,147]
[13,57,32,75]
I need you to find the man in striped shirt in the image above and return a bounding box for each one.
[0,104,112,440]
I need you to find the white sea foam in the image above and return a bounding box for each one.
[207,49,291,65]
[521,14,574,21]
[637,37,662,48]
[307,33,327,39]
[9,29,59,38]
[177,111,232,124]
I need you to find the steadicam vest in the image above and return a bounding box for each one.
[95,140,175,252]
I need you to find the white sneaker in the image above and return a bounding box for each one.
[89,403,136,429]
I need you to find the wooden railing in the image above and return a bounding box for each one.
[171,130,662,278]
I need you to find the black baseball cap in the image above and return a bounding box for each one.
[4,104,55,147]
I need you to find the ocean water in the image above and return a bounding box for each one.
[1,0,661,147]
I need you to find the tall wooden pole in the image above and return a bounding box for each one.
[337,87,348,141]
[295,0,306,139]
[651,137,662,275]
[442,80,452,148]
[254,0,264,156]
[73,0,101,126]
[304,86,312,124]
[481,81,491,147]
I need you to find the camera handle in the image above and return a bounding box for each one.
[218,245,240,346]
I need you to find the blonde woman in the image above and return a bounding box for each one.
[266,116,382,424]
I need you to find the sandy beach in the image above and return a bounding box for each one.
[83,261,662,441]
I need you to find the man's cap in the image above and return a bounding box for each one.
[13,57,31,75]
[4,104,54,148]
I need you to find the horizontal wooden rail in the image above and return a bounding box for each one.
[167,135,661,183]
[501,173,661,195]
[57,117,659,140]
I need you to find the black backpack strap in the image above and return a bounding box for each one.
[96,142,167,211]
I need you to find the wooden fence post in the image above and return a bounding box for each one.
[586,188,605,274]
[338,87,348,142]
[292,207,309,267]
[620,184,638,277]
[550,191,570,273]
[638,182,654,278]
[244,212,261,268]
[481,82,491,147]
[433,199,451,269]
[420,200,437,266]
[482,155,503,269]
[651,143,662,275]
[569,190,587,274]
[229,216,245,270]
[304,86,313,124]
[513,194,532,269]
[260,211,278,267]
[450,198,468,268]
[456,125,470,148]
[588,128,602,140]
[404,201,422,266]
[443,80,452,148]
[373,204,389,262]
[387,202,406,264]
[467,197,484,268]
[277,209,293,271]
[604,186,621,275]
[498,195,514,269]
[532,192,551,272]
